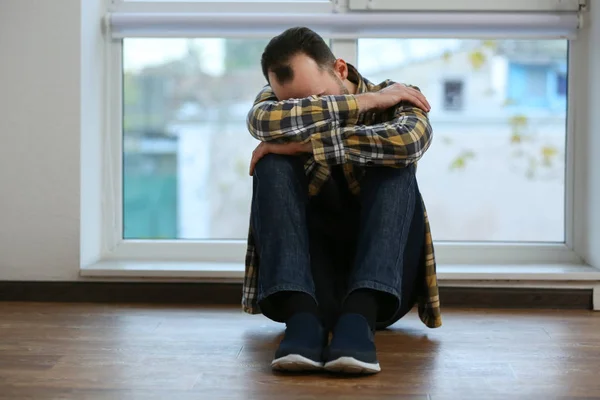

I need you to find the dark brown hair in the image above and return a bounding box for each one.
[261,27,336,84]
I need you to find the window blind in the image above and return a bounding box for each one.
[348,0,583,12]
[107,11,580,39]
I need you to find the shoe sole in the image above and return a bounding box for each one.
[324,357,381,375]
[271,354,324,372]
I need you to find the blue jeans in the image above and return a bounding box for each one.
[251,154,424,330]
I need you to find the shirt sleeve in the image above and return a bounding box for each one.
[246,85,361,143]
[310,88,433,167]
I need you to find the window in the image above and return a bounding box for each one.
[91,0,584,271]
[443,80,464,111]
[358,39,568,242]
[124,38,568,243]
[123,38,269,239]
[122,37,334,240]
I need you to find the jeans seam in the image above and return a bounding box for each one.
[390,174,416,292]
[253,174,263,295]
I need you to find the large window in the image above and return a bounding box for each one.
[358,39,567,242]
[91,0,584,271]
[123,38,268,240]
[123,38,568,243]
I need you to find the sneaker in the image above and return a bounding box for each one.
[271,313,327,372]
[323,313,381,374]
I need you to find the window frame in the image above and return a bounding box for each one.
[88,0,588,278]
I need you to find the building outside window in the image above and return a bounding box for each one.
[443,80,465,111]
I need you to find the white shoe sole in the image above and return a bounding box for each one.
[324,357,381,374]
[271,354,324,372]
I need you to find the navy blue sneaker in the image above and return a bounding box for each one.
[271,313,327,372]
[323,313,381,374]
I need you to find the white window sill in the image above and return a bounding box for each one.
[81,261,245,279]
[80,261,600,281]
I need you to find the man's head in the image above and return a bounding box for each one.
[261,27,352,100]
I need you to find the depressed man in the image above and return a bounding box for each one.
[242,27,442,375]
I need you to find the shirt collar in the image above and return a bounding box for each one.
[347,63,369,95]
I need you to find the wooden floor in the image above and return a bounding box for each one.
[1,303,599,400]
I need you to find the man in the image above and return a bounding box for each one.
[242,27,442,375]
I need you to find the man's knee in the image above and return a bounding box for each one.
[377,165,415,179]
[363,166,416,195]
[253,154,303,183]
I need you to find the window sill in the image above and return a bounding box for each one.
[81,260,600,281]
[81,261,244,280]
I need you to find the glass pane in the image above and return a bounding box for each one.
[358,39,567,242]
[123,38,270,239]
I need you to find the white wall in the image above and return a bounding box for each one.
[588,1,600,267]
[574,2,600,268]
[0,0,81,280]
[80,0,106,269]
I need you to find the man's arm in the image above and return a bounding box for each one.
[310,86,433,168]
[246,86,360,143]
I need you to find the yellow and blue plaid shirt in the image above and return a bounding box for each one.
[242,64,442,329]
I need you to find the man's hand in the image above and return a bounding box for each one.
[249,142,312,176]
[356,83,431,113]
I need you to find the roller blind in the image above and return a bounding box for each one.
[348,0,583,12]
[108,11,580,39]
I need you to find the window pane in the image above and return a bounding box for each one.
[123,38,269,239]
[358,39,567,242]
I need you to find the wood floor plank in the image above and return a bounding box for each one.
[0,355,62,371]
[0,303,599,399]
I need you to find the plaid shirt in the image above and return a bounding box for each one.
[242,65,442,329]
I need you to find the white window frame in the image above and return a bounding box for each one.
[81,0,600,291]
